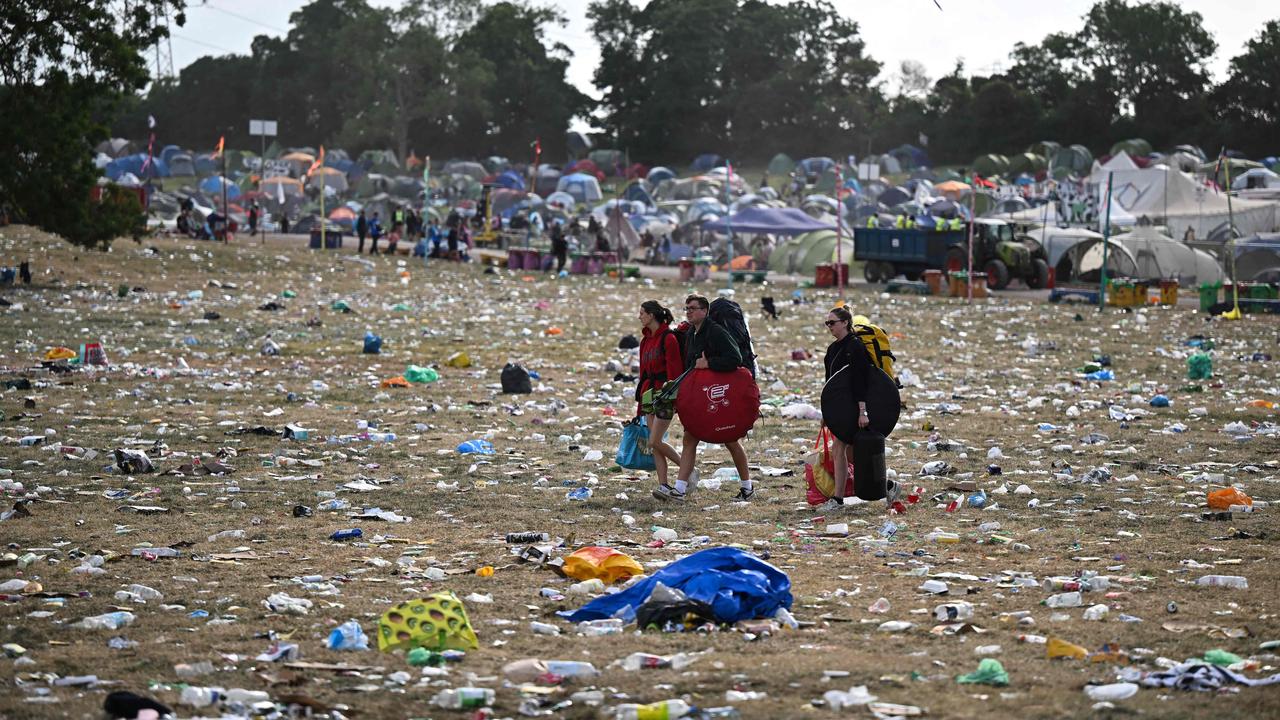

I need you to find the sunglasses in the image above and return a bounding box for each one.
[824,320,840,327]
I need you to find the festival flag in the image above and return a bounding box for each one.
[276,176,286,205]
[307,146,325,177]
[212,136,224,159]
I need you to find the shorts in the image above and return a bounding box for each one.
[650,404,674,421]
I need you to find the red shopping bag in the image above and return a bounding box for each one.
[804,426,854,505]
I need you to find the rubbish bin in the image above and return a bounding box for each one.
[815,263,835,288]
[969,271,988,299]
[923,269,944,295]
[1198,281,1221,312]
[507,248,525,270]
[678,258,695,282]
[949,271,966,297]
[586,253,605,274]
[570,253,589,274]
[522,249,542,271]
[309,229,343,249]
[1159,279,1179,305]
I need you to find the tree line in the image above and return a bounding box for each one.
[113,0,1279,167]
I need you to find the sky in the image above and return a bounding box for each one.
[168,0,1275,108]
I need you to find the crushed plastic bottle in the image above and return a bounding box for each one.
[614,699,691,720]
[431,687,495,709]
[326,620,369,650]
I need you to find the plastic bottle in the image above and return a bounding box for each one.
[179,687,224,707]
[506,532,551,543]
[75,611,136,630]
[1042,578,1081,592]
[1017,634,1047,644]
[326,620,369,650]
[567,578,606,595]
[566,487,593,501]
[224,689,270,704]
[697,708,742,719]
[1083,682,1138,701]
[545,660,600,678]
[919,579,949,594]
[614,699,691,720]
[926,531,960,544]
[1045,591,1083,608]
[330,528,363,541]
[431,688,495,709]
[365,432,396,442]
[578,618,625,636]
[619,652,695,671]
[1196,575,1248,589]
[1082,604,1109,620]
[530,621,561,635]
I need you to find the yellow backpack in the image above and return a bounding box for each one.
[854,324,895,380]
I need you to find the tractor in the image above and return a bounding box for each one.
[943,219,1050,289]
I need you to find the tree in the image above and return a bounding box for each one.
[1074,0,1216,147]
[0,0,186,249]
[589,0,880,163]
[451,2,591,159]
[1214,20,1280,157]
[894,60,931,100]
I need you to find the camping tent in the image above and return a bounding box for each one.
[1234,234,1280,281]
[700,207,836,236]
[199,176,241,200]
[495,170,526,191]
[168,154,195,177]
[888,144,929,170]
[691,154,723,172]
[766,230,853,276]
[767,153,795,178]
[1113,225,1224,284]
[534,165,562,197]
[1231,168,1280,190]
[306,167,349,193]
[444,160,485,181]
[646,167,676,186]
[1096,163,1278,238]
[556,173,603,204]
[1110,139,1152,158]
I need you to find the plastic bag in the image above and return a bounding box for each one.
[363,331,382,354]
[1187,352,1212,380]
[1207,487,1251,510]
[615,417,655,470]
[404,365,439,383]
[563,546,645,584]
[501,363,532,394]
[805,427,853,505]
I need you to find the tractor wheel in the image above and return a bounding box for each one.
[863,262,880,283]
[984,259,1010,290]
[944,247,966,275]
[877,262,896,281]
[1027,258,1050,289]
[904,268,922,281]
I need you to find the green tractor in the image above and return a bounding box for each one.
[943,219,1050,290]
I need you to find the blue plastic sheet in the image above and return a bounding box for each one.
[557,547,792,624]
[615,417,655,470]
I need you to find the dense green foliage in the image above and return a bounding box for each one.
[0,0,184,248]
[116,0,588,162]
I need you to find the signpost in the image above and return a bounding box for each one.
[249,120,277,244]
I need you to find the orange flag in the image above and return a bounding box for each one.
[307,146,326,177]
[212,136,224,159]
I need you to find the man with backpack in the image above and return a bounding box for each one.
[653,294,756,502]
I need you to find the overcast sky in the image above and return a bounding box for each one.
[168,0,1276,106]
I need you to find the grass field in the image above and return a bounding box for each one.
[1,225,1278,720]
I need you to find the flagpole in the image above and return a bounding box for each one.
[1224,157,1240,317]
[320,166,326,252]
[1099,171,1114,311]
[222,147,228,244]
[966,179,976,302]
[725,161,734,292]
[835,164,844,299]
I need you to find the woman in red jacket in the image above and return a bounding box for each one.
[636,300,685,494]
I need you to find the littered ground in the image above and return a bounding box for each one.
[1,226,1279,720]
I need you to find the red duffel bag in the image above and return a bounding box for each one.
[675,367,760,443]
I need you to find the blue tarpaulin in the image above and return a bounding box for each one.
[557,546,792,624]
[700,207,835,236]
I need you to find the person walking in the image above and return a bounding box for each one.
[368,212,383,254]
[550,221,567,273]
[636,301,684,496]
[655,294,754,502]
[356,209,369,253]
[820,306,900,511]
[247,202,259,237]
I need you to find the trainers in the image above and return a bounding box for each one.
[652,484,685,502]
[732,486,756,501]
[818,497,843,512]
